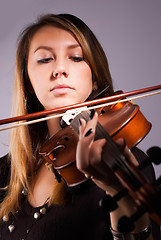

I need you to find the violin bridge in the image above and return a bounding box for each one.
[61,106,88,126]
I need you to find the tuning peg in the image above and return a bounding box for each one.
[147,146,161,165]
[117,216,135,233]
[138,146,161,170]
[117,207,145,233]
[99,188,128,212]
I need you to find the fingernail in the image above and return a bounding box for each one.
[78,119,82,125]
[123,139,126,148]
[90,109,95,119]
[85,128,93,137]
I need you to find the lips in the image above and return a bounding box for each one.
[50,84,73,94]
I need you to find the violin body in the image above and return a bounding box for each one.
[40,125,86,186]
[96,101,151,149]
[40,100,151,186]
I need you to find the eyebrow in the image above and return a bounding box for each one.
[67,43,81,49]
[34,46,53,53]
[34,44,81,53]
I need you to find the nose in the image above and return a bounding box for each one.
[52,59,68,79]
[53,70,68,78]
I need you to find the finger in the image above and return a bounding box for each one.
[82,111,98,138]
[124,145,138,166]
[89,138,106,166]
[116,138,138,166]
[76,131,94,174]
[76,138,106,177]
[79,118,87,139]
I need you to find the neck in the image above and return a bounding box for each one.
[28,164,56,207]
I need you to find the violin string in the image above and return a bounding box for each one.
[0,89,161,132]
[90,118,141,188]
[71,110,143,190]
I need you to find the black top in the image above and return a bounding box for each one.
[0,148,160,240]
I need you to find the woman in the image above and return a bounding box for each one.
[0,13,159,239]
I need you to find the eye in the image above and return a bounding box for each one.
[70,56,84,62]
[37,58,53,64]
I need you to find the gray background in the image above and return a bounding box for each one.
[0,0,161,177]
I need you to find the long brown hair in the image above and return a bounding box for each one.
[0,13,113,218]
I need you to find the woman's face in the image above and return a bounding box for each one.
[27,26,94,110]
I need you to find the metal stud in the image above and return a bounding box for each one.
[34,212,40,219]
[3,215,9,222]
[8,225,15,232]
[40,207,47,215]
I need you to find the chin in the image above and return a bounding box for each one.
[46,96,86,110]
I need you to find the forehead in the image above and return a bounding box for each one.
[29,25,80,51]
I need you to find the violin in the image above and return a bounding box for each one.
[1,84,161,232]
[39,96,152,185]
[38,87,161,233]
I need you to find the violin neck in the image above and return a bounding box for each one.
[70,110,144,190]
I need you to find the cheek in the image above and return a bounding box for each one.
[75,65,93,100]
[28,64,47,91]
[27,71,46,105]
[80,65,93,87]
